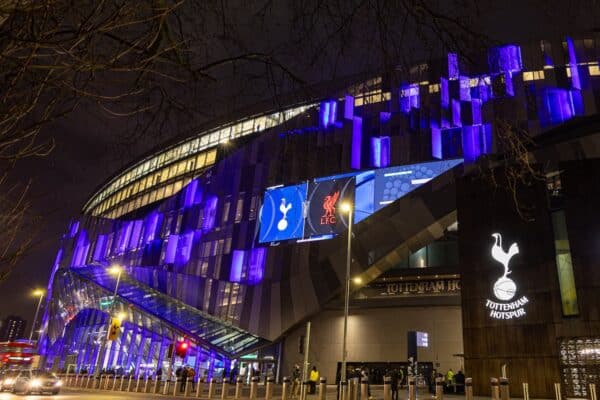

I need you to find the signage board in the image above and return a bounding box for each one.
[259,183,307,243]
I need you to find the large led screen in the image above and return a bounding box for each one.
[304,177,355,237]
[259,183,307,243]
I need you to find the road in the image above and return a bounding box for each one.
[0,388,188,399]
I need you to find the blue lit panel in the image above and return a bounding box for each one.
[374,159,463,210]
[354,171,375,224]
[259,183,307,243]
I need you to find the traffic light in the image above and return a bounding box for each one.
[175,340,190,358]
[107,317,122,341]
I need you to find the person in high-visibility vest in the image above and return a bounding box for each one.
[445,369,455,389]
[309,366,319,394]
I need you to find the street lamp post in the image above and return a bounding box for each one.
[340,202,353,400]
[93,265,123,377]
[28,289,45,343]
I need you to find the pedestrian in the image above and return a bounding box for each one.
[391,370,399,400]
[291,364,301,399]
[188,367,196,391]
[445,368,454,389]
[180,366,188,392]
[156,366,163,381]
[309,366,319,394]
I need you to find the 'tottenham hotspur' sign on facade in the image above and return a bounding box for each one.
[486,233,529,319]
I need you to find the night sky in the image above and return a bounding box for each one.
[1,0,597,330]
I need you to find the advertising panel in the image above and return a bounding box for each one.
[258,183,307,243]
[304,177,355,237]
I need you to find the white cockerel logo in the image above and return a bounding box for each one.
[490,233,519,301]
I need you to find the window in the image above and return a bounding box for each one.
[234,196,244,223]
[222,201,231,224]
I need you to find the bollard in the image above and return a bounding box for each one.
[465,378,473,400]
[208,378,216,399]
[144,375,150,393]
[120,375,126,391]
[301,380,310,400]
[250,376,260,400]
[74,374,80,387]
[591,384,597,400]
[112,375,118,391]
[361,379,369,400]
[163,378,170,395]
[408,376,416,400]
[490,378,499,400]
[266,377,275,400]
[522,383,529,400]
[317,377,326,400]
[134,376,141,392]
[222,378,230,400]
[340,381,348,400]
[383,376,391,400]
[126,375,133,392]
[554,383,562,400]
[499,377,510,400]
[236,377,244,399]
[85,374,92,389]
[282,377,291,400]
[436,377,444,400]
[184,380,191,397]
[173,377,179,397]
[153,376,160,394]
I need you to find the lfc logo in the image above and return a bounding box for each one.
[320,191,340,225]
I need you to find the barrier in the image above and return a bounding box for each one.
[383,376,391,400]
[250,376,260,400]
[465,378,473,400]
[282,377,291,400]
[499,377,510,400]
[436,377,444,400]
[317,377,326,400]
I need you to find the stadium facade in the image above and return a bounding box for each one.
[40,35,600,397]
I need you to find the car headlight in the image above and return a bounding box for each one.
[4,378,14,385]
[55,380,63,387]
[30,379,42,387]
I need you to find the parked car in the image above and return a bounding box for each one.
[12,370,62,395]
[0,370,20,392]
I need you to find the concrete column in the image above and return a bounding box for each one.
[266,377,275,400]
[221,378,230,400]
[317,377,326,400]
[235,377,244,399]
[491,378,500,400]
[282,377,291,400]
[250,376,260,400]
[499,377,510,400]
[465,378,473,400]
[436,377,444,400]
[408,376,416,400]
[383,376,391,400]
[208,377,216,399]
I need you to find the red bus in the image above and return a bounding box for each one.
[0,342,35,369]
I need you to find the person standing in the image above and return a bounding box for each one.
[188,367,196,391]
[391,370,399,400]
[291,364,301,399]
[445,368,454,392]
[309,366,319,394]
[180,365,188,392]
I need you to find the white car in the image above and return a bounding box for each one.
[12,370,62,395]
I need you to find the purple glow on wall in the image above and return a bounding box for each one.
[504,72,514,97]
[452,100,461,127]
[566,37,581,90]
[202,196,218,231]
[344,95,354,119]
[380,112,391,123]
[129,220,143,250]
[175,231,194,265]
[431,128,442,159]
[117,221,133,254]
[71,230,89,267]
[448,53,459,80]
[461,125,481,162]
[247,247,266,284]
[481,124,493,154]
[459,76,471,101]
[320,100,337,128]
[399,84,419,114]
[488,45,522,73]
[143,212,161,243]
[92,234,107,261]
[441,78,449,108]
[371,136,390,168]
[538,88,574,127]
[230,250,245,282]
[472,100,482,125]
[351,117,362,169]
[68,221,80,238]
[183,179,200,208]
[164,235,179,264]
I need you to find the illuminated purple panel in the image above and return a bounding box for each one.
[371,136,390,168]
[175,231,194,265]
[351,117,362,169]
[448,53,459,80]
[164,235,179,264]
[229,250,245,283]
[68,221,80,238]
[320,100,337,127]
[441,78,449,108]
[472,99,482,125]
[538,88,574,127]
[183,179,200,208]
[344,95,354,119]
[117,221,133,254]
[505,72,514,97]
[331,101,337,124]
[452,100,461,127]
[488,45,522,73]
[461,125,481,162]
[431,128,442,159]
[128,220,143,250]
[92,234,107,262]
[481,124,493,154]
[566,37,581,90]
[202,196,218,231]
[71,230,89,267]
[399,84,419,113]
[247,247,266,284]
[459,76,471,101]
[143,212,161,243]
[380,112,391,123]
